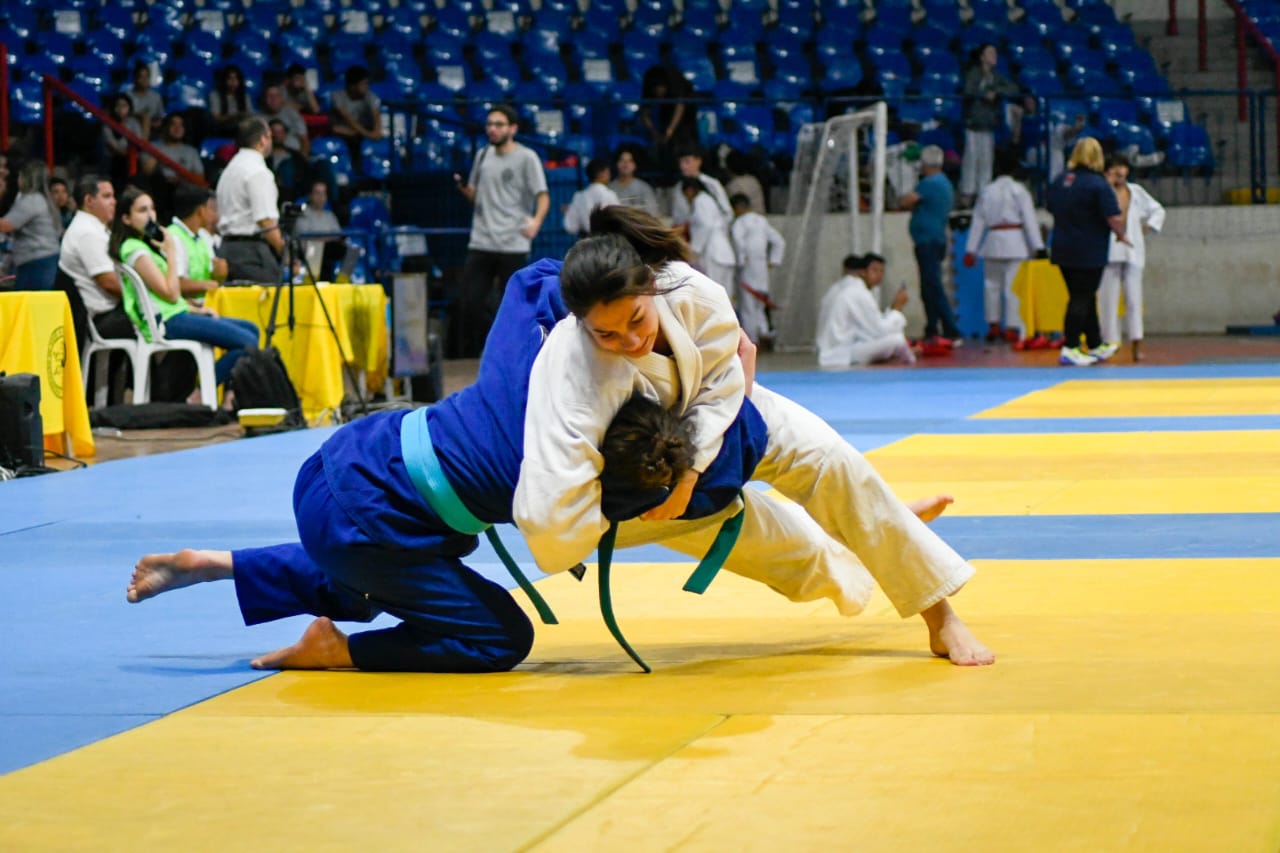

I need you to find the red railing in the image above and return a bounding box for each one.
[1212,0,1280,167]
[39,73,208,187]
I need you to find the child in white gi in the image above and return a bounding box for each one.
[962,148,1043,344]
[679,177,736,301]
[1099,153,1165,362]
[563,157,620,238]
[728,193,785,345]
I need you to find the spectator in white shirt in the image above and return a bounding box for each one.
[816,253,918,368]
[563,158,620,237]
[57,174,128,342]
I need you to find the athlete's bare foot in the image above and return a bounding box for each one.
[921,598,995,666]
[251,617,354,670]
[908,494,954,523]
[127,549,234,603]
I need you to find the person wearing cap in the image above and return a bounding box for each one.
[900,144,963,346]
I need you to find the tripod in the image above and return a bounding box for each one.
[263,221,369,420]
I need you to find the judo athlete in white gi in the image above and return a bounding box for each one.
[127,259,941,671]
[679,177,737,301]
[1099,153,1165,362]
[516,207,995,665]
[729,193,785,345]
[815,253,918,368]
[962,150,1044,343]
[563,157,620,238]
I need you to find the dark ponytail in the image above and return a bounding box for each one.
[588,204,693,266]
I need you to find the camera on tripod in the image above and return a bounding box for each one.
[279,201,304,239]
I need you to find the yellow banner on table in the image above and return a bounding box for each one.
[209,283,388,420]
[0,291,94,457]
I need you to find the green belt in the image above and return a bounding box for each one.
[400,407,745,671]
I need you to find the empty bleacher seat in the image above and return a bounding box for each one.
[311,136,356,187]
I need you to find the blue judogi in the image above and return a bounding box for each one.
[230,259,767,672]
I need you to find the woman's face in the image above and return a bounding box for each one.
[114,98,130,118]
[616,151,635,178]
[226,70,242,89]
[123,194,157,230]
[583,294,660,358]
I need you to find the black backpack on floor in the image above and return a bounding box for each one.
[228,347,305,430]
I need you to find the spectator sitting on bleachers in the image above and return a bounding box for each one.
[144,113,205,187]
[266,119,309,206]
[210,65,256,136]
[608,145,660,216]
[260,84,310,158]
[284,63,322,116]
[563,158,620,238]
[101,93,143,188]
[0,161,64,291]
[125,62,166,142]
[330,66,383,159]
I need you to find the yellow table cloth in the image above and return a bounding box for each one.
[1011,258,1069,336]
[0,291,94,457]
[209,283,388,420]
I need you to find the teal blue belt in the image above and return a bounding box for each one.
[400,407,745,672]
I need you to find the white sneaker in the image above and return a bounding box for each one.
[1059,346,1098,366]
[1089,342,1119,361]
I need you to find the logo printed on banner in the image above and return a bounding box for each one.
[46,325,65,400]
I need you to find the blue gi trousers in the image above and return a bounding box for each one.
[231,451,535,672]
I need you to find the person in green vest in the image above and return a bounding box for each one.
[108,185,260,390]
[168,184,227,304]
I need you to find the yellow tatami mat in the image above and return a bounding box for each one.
[3,560,1278,852]
[974,377,1280,419]
[865,430,1280,515]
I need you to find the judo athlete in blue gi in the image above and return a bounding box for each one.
[126,259,799,672]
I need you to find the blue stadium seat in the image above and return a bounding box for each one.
[1110,120,1158,156]
[11,81,45,124]
[360,138,395,180]
[239,2,285,41]
[920,0,962,31]
[664,28,708,62]
[679,4,721,38]
[83,28,126,66]
[863,26,905,64]
[765,33,806,66]
[621,36,663,80]
[820,58,864,93]
[570,28,613,61]
[279,30,317,63]
[2,8,40,41]
[523,24,562,58]
[484,58,523,94]
[522,50,568,93]
[775,0,816,37]
[311,136,356,187]
[431,4,474,39]
[425,33,467,66]
[771,53,812,89]
[630,3,670,39]
[1166,122,1214,171]
[383,6,426,40]
[415,82,459,116]
[581,3,624,33]
[42,33,76,66]
[287,8,329,41]
[874,4,913,35]
[473,31,514,64]
[1094,98,1138,126]
[814,23,861,63]
[682,56,718,92]
[968,0,1011,26]
[431,60,471,94]
[165,77,211,110]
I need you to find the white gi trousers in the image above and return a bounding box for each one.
[738,285,772,342]
[1098,261,1144,342]
[960,129,995,197]
[703,260,737,307]
[983,257,1023,332]
[843,333,917,367]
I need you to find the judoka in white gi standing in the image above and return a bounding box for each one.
[815,253,918,368]
[728,193,785,344]
[1099,153,1165,362]
[962,150,1044,343]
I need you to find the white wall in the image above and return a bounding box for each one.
[771,206,1280,339]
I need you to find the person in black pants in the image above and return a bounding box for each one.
[1045,137,1129,366]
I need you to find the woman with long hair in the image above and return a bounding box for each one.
[0,160,64,290]
[108,185,259,389]
[515,205,994,665]
[1046,137,1129,366]
[210,64,255,135]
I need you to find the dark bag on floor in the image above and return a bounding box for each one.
[89,403,234,430]
[227,347,305,430]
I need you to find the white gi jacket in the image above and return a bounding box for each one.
[670,173,731,225]
[815,275,909,368]
[514,261,744,572]
[964,175,1043,259]
[563,182,620,236]
[1107,182,1164,267]
[686,192,736,268]
[730,211,785,291]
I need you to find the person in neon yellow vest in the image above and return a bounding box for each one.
[108,185,259,390]
[168,184,227,303]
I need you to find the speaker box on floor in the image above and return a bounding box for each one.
[0,372,44,470]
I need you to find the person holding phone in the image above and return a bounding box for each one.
[815,253,919,368]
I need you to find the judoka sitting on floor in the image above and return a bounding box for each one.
[815,253,918,368]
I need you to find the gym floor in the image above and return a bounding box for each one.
[3,334,1278,852]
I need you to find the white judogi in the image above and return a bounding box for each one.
[815,274,915,368]
[1099,181,1164,343]
[515,262,974,618]
[562,182,620,236]
[670,172,731,226]
[730,211,785,342]
[964,175,1043,334]
[686,191,736,299]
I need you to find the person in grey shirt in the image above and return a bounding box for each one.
[452,104,549,357]
[260,83,309,158]
[0,160,64,290]
[146,113,205,184]
[126,62,165,141]
[330,65,382,159]
[608,145,659,217]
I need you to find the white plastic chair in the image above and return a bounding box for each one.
[80,264,218,409]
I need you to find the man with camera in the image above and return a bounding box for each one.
[215,117,283,284]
